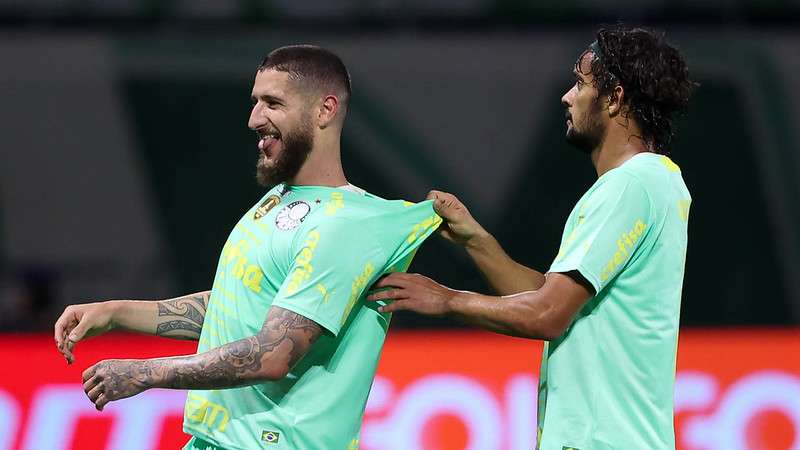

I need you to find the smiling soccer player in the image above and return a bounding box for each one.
[54,45,441,450]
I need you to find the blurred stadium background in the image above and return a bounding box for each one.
[1,1,799,449]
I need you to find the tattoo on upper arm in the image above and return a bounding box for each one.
[137,306,322,391]
[155,292,211,339]
[204,306,322,383]
[236,306,322,372]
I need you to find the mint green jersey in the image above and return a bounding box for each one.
[182,184,441,450]
[538,153,691,450]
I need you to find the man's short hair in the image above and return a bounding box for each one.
[259,45,352,115]
[581,25,696,154]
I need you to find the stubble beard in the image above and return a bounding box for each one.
[256,117,315,188]
[565,99,606,155]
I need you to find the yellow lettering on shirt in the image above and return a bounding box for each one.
[342,262,375,326]
[185,393,230,432]
[287,230,321,294]
[316,283,331,303]
[220,239,265,294]
[232,255,247,279]
[222,239,249,264]
[407,214,443,244]
[599,219,647,282]
[242,265,264,293]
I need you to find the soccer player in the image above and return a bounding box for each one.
[54,45,441,450]
[369,26,694,449]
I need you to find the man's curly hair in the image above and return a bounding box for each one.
[579,26,696,154]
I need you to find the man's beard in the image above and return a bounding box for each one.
[565,99,606,154]
[256,118,314,188]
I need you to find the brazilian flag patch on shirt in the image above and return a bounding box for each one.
[262,431,280,444]
[562,447,580,450]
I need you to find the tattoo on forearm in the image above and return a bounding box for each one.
[137,306,321,390]
[155,292,211,339]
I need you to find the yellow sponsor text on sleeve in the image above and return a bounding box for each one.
[287,230,321,295]
[599,219,647,282]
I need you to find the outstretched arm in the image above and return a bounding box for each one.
[427,191,546,294]
[369,272,592,340]
[55,291,212,364]
[463,232,547,295]
[82,306,321,411]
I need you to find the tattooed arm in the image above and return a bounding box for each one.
[55,291,211,364]
[81,306,322,410]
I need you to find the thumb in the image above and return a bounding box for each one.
[64,316,92,364]
[431,197,449,215]
[433,199,464,225]
[68,317,92,343]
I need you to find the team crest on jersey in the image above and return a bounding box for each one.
[254,195,282,220]
[276,201,312,230]
[261,430,280,444]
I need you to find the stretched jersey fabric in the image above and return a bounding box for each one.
[182,184,441,450]
[538,153,691,450]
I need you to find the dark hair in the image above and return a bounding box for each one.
[581,26,696,154]
[259,45,352,111]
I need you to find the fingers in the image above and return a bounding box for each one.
[95,393,109,411]
[67,316,92,346]
[83,364,97,382]
[367,288,409,302]
[54,311,66,347]
[84,367,109,410]
[54,309,78,361]
[428,193,463,220]
[377,300,409,314]
[427,190,453,208]
[426,190,457,202]
[83,374,98,392]
[83,372,108,411]
[64,335,78,365]
[63,314,94,364]
[372,272,414,289]
[85,379,103,403]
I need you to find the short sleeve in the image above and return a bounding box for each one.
[271,217,388,336]
[380,200,443,270]
[549,173,652,293]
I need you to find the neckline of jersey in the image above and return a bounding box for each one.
[282,183,368,197]
[599,151,660,180]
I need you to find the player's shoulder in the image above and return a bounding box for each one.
[298,207,367,232]
[594,162,649,196]
[578,164,653,218]
[617,152,683,181]
[598,153,676,191]
[318,189,429,220]
[622,153,689,198]
[283,185,437,234]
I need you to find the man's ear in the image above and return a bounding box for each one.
[317,95,340,129]
[607,85,625,117]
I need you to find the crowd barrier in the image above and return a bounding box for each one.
[0,329,797,450]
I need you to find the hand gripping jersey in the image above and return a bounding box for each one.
[182,184,441,450]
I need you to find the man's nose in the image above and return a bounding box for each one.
[248,105,263,130]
